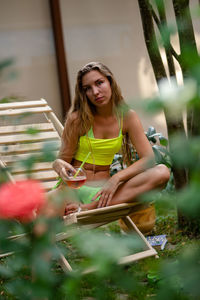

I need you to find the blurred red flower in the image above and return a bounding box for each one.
[0,180,47,222]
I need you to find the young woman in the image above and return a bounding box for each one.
[53,62,170,225]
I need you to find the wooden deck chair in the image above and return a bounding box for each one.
[0,99,157,271]
[56,203,158,273]
[0,98,63,191]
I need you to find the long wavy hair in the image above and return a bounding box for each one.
[63,62,132,165]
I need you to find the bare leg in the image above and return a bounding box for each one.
[82,164,170,210]
[109,164,170,205]
[42,186,76,217]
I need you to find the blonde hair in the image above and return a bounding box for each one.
[63,62,132,165]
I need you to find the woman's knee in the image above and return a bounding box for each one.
[154,164,170,187]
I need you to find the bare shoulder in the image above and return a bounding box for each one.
[62,111,81,138]
[122,109,153,158]
[65,111,79,126]
[123,109,143,133]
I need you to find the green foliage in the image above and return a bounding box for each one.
[0,58,18,82]
[146,126,171,167]
[170,135,200,171]
[158,23,177,49]
[0,217,67,300]
[0,165,10,185]
[1,10,200,297]
[0,96,20,104]
[0,216,152,299]
[157,244,200,300]
[110,126,171,177]
[0,58,15,73]
[71,230,143,271]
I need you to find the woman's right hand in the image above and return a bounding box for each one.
[52,159,76,181]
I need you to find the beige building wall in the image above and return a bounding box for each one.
[1,0,199,137]
[60,0,166,135]
[0,0,62,120]
[60,0,200,137]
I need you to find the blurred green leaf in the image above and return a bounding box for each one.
[142,98,164,114]
[0,96,19,104]
[71,230,143,274]
[176,184,200,218]
[170,135,200,170]
[158,23,177,49]
[25,127,40,135]
[0,264,14,278]
[159,136,168,147]
[0,58,15,72]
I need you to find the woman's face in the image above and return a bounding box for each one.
[82,70,112,107]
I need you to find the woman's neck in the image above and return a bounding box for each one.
[95,103,114,117]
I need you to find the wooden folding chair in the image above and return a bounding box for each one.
[0,99,157,270]
[56,202,158,272]
[0,98,63,191]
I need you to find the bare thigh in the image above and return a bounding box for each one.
[109,164,170,206]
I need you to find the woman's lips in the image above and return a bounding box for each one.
[95,96,104,101]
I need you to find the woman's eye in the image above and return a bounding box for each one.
[97,80,103,86]
[84,86,90,92]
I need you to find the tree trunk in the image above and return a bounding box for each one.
[172,0,200,137]
[137,0,188,228]
[155,0,177,77]
[172,0,200,233]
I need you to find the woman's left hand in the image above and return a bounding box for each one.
[92,175,120,208]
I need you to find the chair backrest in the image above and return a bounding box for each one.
[0,99,64,191]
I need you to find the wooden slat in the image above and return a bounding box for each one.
[13,170,58,181]
[118,249,157,265]
[0,131,59,145]
[56,222,110,242]
[0,99,47,110]
[46,111,63,137]
[77,206,138,220]
[75,202,141,217]
[63,203,143,226]
[77,215,124,224]
[0,106,52,117]
[77,207,139,221]
[0,123,55,135]
[0,252,14,258]
[11,162,54,174]
[0,141,60,155]
[41,180,58,191]
[2,151,58,164]
[82,249,157,273]
[122,216,156,251]
[58,251,73,272]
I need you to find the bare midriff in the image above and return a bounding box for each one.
[72,159,110,182]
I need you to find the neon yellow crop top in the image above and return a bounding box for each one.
[74,118,123,166]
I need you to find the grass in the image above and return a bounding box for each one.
[0,203,199,300]
[58,203,197,299]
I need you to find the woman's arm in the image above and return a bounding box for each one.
[114,109,155,183]
[53,112,80,179]
[92,110,155,207]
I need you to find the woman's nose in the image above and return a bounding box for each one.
[92,85,99,95]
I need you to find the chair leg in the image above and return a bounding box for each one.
[56,246,72,272]
[121,216,157,253]
[58,253,73,272]
[0,252,14,258]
